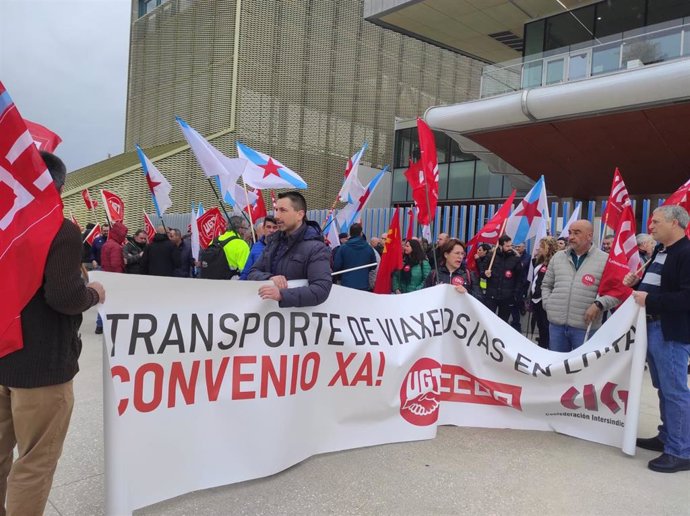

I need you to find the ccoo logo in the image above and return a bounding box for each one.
[399,358,442,426]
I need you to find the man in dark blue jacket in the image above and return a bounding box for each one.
[240,216,278,280]
[333,223,377,291]
[625,205,690,473]
[248,192,332,307]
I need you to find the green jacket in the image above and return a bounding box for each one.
[393,260,431,293]
[218,230,250,272]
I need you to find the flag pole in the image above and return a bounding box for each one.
[241,178,257,244]
[487,218,508,274]
[634,258,652,276]
[207,178,253,231]
[99,190,112,229]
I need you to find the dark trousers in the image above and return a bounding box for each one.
[485,298,512,323]
[532,301,549,348]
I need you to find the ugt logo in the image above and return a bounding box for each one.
[560,382,628,414]
[399,358,442,427]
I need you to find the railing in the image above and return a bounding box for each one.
[152,197,667,246]
[481,17,690,98]
[306,198,667,245]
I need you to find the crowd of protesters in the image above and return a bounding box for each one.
[84,205,686,359]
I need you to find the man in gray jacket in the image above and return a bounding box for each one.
[541,220,619,352]
[248,192,332,307]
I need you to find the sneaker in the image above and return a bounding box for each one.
[648,453,690,473]
[95,327,103,335]
[636,436,664,452]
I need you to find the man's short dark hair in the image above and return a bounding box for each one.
[349,223,363,238]
[278,191,307,214]
[40,151,66,190]
[498,234,512,246]
[134,229,147,238]
[263,215,277,225]
[478,243,492,252]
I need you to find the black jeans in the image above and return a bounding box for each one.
[485,298,512,323]
[532,301,549,348]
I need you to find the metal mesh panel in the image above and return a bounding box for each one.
[102,0,483,216]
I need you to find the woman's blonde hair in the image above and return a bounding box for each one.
[537,236,559,265]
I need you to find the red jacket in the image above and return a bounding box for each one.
[101,222,127,273]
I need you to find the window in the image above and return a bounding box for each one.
[391,168,409,203]
[473,161,503,198]
[447,162,474,199]
[544,7,595,52]
[647,0,690,26]
[594,0,645,38]
[524,19,545,57]
[139,0,170,17]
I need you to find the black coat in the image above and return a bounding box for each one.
[485,249,522,302]
[644,237,690,343]
[141,233,179,277]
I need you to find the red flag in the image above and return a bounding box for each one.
[404,159,427,221]
[658,179,690,237]
[601,168,630,232]
[270,190,277,211]
[143,211,156,243]
[405,208,414,241]
[466,190,517,273]
[416,118,439,225]
[0,82,64,357]
[598,203,641,302]
[84,224,102,246]
[24,119,62,153]
[373,210,403,294]
[244,189,267,222]
[101,189,125,223]
[70,211,82,232]
[81,188,98,210]
[196,207,227,249]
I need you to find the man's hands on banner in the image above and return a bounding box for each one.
[623,272,647,306]
[632,291,647,306]
[259,275,287,302]
[270,275,288,289]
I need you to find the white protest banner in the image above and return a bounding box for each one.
[93,273,646,515]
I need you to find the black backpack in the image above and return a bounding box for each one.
[199,235,239,280]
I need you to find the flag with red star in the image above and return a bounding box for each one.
[237,141,307,190]
[175,117,251,208]
[505,176,549,245]
[136,145,173,217]
[338,142,367,204]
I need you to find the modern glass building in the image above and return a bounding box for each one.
[391,125,514,206]
[370,0,690,200]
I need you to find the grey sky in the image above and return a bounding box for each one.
[0,0,130,173]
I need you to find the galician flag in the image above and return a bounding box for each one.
[175,117,254,207]
[338,142,367,204]
[505,176,549,245]
[237,141,307,190]
[136,145,173,216]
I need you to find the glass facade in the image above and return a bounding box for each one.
[524,0,690,57]
[392,128,512,204]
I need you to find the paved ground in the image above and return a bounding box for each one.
[45,307,690,516]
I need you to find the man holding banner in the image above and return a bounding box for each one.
[248,192,332,307]
[624,205,690,473]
